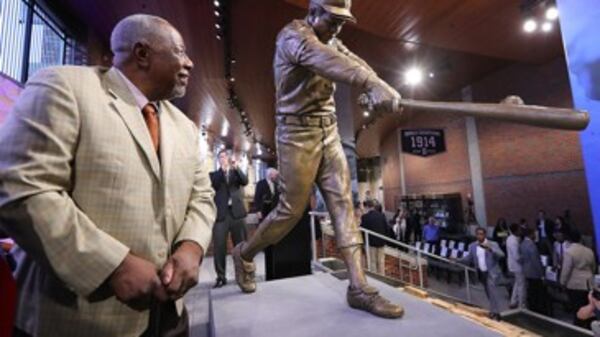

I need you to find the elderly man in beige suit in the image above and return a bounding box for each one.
[0,14,215,337]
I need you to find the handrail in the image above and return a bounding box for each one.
[308,211,475,272]
[359,227,477,273]
[309,210,476,303]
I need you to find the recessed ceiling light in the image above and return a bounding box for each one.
[541,21,553,32]
[546,6,559,20]
[404,67,423,86]
[363,111,370,117]
[523,19,537,33]
[214,0,220,7]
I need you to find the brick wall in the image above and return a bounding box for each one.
[379,57,593,234]
[381,112,473,211]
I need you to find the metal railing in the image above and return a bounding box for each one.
[309,211,478,304]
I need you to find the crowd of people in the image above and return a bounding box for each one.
[491,210,598,329]
[355,202,600,330]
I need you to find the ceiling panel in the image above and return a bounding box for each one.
[54,0,564,158]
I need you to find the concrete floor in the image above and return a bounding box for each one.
[184,252,574,336]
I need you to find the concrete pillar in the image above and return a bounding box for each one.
[462,86,488,227]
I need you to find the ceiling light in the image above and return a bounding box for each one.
[429,72,435,78]
[523,19,537,33]
[404,67,423,86]
[541,21,553,32]
[215,23,220,29]
[214,0,220,7]
[545,6,559,20]
[363,111,370,117]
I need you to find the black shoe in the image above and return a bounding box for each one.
[213,277,227,288]
[488,313,501,321]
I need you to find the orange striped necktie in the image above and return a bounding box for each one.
[141,103,160,153]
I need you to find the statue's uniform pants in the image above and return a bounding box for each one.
[243,115,363,258]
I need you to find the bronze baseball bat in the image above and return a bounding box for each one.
[358,94,590,131]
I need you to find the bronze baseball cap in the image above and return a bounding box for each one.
[311,0,356,23]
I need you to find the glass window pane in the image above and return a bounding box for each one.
[0,0,29,81]
[65,38,87,66]
[27,9,65,78]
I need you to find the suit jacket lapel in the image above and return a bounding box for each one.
[159,104,175,184]
[102,68,161,182]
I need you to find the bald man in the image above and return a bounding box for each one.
[0,14,215,337]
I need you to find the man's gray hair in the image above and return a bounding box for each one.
[266,167,278,177]
[110,14,171,56]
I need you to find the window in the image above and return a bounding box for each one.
[0,0,86,83]
[0,0,28,80]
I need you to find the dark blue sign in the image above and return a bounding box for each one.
[401,129,446,157]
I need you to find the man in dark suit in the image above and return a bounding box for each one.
[458,227,505,320]
[360,200,391,274]
[210,149,249,288]
[536,209,554,243]
[253,168,279,220]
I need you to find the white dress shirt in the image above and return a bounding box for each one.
[477,240,488,272]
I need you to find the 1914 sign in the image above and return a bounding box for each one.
[401,129,446,157]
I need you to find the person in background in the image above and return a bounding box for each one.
[561,230,597,328]
[519,218,529,232]
[493,218,510,249]
[577,276,600,336]
[410,209,422,243]
[392,208,409,243]
[210,150,249,288]
[536,210,554,244]
[554,216,570,237]
[493,217,510,274]
[253,167,280,220]
[458,227,505,321]
[552,228,572,280]
[521,228,549,315]
[507,223,526,309]
[360,200,390,275]
[422,216,440,246]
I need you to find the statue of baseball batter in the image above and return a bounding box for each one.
[232,0,404,318]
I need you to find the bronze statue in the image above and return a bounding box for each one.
[232,0,590,320]
[232,0,404,319]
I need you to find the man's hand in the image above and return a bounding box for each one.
[160,241,204,300]
[229,157,238,169]
[366,77,401,114]
[109,253,168,311]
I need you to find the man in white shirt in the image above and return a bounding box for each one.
[253,168,280,220]
[507,223,526,308]
[458,227,505,320]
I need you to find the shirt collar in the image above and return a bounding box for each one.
[114,68,160,112]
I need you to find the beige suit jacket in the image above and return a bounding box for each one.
[0,66,216,337]
[560,242,597,291]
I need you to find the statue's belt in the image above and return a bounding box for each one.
[276,114,337,127]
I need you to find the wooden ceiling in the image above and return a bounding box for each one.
[55,0,564,158]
